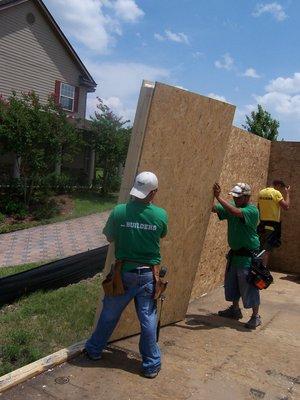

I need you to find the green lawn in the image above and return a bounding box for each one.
[0,192,117,234]
[0,262,42,278]
[0,267,103,376]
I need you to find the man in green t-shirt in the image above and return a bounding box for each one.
[212,182,261,329]
[85,171,168,378]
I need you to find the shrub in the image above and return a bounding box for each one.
[0,212,5,223]
[40,173,76,195]
[3,200,28,216]
[32,199,59,220]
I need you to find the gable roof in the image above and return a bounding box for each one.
[0,0,97,91]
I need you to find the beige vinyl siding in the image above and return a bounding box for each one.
[0,0,88,118]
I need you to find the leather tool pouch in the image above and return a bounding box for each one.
[102,260,125,296]
[152,265,168,300]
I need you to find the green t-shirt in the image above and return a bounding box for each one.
[216,202,260,268]
[103,200,168,272]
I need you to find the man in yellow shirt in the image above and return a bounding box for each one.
[257,180,290,266]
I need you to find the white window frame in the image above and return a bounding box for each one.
[59,83,75,112]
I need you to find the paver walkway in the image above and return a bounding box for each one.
[0,212,110,267]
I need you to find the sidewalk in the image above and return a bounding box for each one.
[0,212,109,267]
[3,272,299,400]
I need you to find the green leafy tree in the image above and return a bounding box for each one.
[0,91,79,206]
[243,104,279,141]
[90,98,131,194]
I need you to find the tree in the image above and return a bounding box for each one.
[90,98,131,195]
[0,91,79,206]
[243,104,279,141]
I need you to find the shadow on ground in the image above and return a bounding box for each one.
[174,312,252,333]
[69,345,142,377]
[279,274,300,284]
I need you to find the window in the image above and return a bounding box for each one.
[60,83,75,112]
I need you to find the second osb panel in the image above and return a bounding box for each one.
[110,82,235,340]
[191,126,271,300]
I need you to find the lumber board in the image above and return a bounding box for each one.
[0,340,85,393]
[95,82,235,340]
[93,80,155,327]
[191,127,271,299]
[268,141,300,273]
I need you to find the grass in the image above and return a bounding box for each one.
[0,269,103,376]
[0,262,42,279]
[0,192,117,234]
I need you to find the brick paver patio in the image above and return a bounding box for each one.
[0,212,110,267]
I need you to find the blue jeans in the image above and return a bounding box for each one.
[85,271,161,373]
[225,264,260,309]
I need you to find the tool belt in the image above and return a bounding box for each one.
[102,260,125,296]
[102,260,167,298]
[152,264,168,300]
[227,248,273,290]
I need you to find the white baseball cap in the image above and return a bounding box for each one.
[130,171,158,199]
[229,182,251,197]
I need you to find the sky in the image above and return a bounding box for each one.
[44,0,300,141]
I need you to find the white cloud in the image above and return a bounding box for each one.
[175,85,189,91]
[207,93,227,102]
[86,62,170,122]
[254,72,300,118]
[45,0,144,53]
[214,53,234,70]
[192,51,205,59]
[235,71,300,140]
[154,30,189,45]
[252,2,287,21]
[255,92,300,118]
[266,72,300,94]
[154,33,164,41]
[242,68,261,78]
[113,0,144,22]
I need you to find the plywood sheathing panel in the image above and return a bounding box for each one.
[191,127,271,300]
[268,141,300,274]
[94,81,155,330]
[106,82,235,341]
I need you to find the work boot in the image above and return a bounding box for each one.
[218,305,243,320]
[84,349,102,361]
[245,315,262,329]
[142,366,161,379]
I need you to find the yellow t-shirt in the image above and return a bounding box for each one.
[258,187,283,223]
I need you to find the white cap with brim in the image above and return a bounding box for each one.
[229,182,251,197]
[130,171,158,199]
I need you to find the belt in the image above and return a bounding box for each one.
[129,266,152,274]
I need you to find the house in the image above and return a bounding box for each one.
[0,0,97,184]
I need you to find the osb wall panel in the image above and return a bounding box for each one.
[268,141,300,274]
[107,82,235,340]
[191,127,271,300]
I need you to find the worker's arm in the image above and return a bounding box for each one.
[279,185,290,211]
[213,183,244,218]
[211,205,218,213]
[103,209,115,242]
[161,211,168,238]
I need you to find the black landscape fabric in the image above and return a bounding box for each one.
[0,245,108,306]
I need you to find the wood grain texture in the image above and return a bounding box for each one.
[0,340,85,393]
[268,141,300,274]
[107,82,235,339]
[191,127,271,300]
[93,81,155,330]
